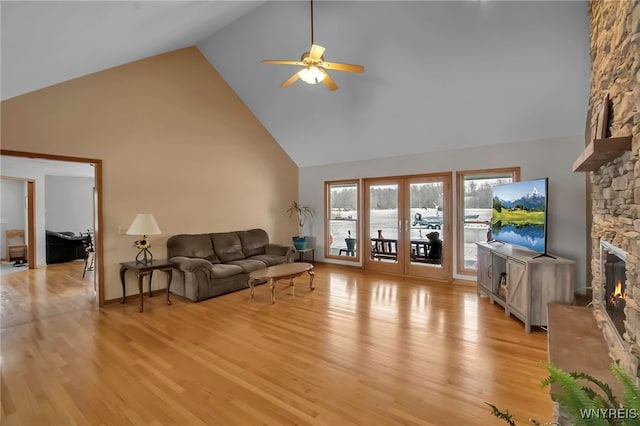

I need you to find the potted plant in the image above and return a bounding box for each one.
[345,230,356,255]
[487,362,640,425]
[286,201,313,250]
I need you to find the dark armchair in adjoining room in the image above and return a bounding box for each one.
[46,230,89,264]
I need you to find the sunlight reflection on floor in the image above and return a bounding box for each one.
[322,270,499,386]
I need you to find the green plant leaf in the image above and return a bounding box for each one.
[286,201,314,234]
[611,363,640,415]
[485,402,517,426]
[569,371,620,409]
[491,363,640,426]
[542,362,609,426]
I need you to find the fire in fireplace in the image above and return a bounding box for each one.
[608,280,626,311]
[602,242,627,337]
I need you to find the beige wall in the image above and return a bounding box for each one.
[1,47,299,301]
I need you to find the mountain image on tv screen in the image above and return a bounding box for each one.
[491,178,548,253]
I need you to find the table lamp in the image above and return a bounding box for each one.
[126,213,161,263]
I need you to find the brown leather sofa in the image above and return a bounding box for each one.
[167,229,294,302]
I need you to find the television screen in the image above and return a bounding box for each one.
[491,178,548,253]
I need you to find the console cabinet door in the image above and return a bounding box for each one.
[506,259,528,318]
[477,246,492,294]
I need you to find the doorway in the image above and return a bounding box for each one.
[0,177,35,271]
[0,150,104,306]
[363,173,452,281]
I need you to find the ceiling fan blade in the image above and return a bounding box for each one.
[262,60,305,66]
[280,71,300,88]
[321,61,365,73]
[322,72,338,91]
[308,44,326,60]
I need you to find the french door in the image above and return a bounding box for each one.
[363,173,452,281]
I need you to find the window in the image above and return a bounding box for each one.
[456,168,520,276]
[325,180,359,261]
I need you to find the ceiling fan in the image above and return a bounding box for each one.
[261,0,364,91]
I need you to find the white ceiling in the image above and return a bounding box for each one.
[1,0,265,100]
[1,1,591,168]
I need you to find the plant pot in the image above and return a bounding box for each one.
[345,238,356,255]
[292,236,308,250]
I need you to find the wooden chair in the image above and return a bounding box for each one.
[6,229,27,266]
[370,238,398,261]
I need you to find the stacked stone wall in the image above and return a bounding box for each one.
[589,0,640,376]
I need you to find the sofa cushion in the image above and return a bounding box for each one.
[211,232,245,263]
[210,264,244,279]
[238,229,268,257]
[167,234,219,263]
[227,259,267,273]
[248,254,287,267]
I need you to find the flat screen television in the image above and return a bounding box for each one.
[491,177,550,257]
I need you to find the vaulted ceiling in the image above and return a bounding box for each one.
[1,1,590,167]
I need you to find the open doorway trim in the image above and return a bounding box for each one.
[1,149,105,307]
[0,176,35,268]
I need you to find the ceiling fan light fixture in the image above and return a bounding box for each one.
[261,0,362,90]
[298,65,326,84]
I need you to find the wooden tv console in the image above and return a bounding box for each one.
[476,242,575,332]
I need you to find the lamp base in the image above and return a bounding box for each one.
[135,248,153,264]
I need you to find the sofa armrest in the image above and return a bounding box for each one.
[46,231,85,242]
[266,244,295,263]
[169,256,214,273]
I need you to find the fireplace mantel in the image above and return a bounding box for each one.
[572,136,632,172]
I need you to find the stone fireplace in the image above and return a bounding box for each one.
[588,1,640,378]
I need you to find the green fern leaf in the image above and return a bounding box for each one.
[570,371,620,408]
[543,363,608,426]
[485,402,517,426]
[611,364,640,415]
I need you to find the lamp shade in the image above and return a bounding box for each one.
[126,214,161,236]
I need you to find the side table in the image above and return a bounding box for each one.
[295,248,315,263]
[119,259,173,312]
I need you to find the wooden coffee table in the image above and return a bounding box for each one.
[248,262,315,304]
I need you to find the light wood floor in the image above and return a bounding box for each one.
[1,261,552,425]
